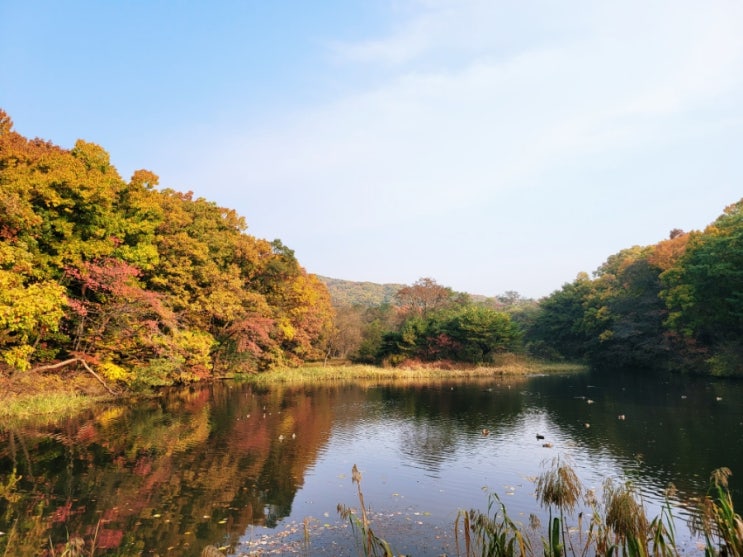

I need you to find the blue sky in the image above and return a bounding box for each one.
[2,1,742,299]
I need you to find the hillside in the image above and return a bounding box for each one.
[317,276,404,307]
[318,276,498,307]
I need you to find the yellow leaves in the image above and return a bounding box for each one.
[0,271,67,341]
[100,361,134,384]
[1,345,34,371]
[129,169,160,190]
[71,140,114,174]
[598,330,614,343]
[173,330,216,369]
[278,318,296,341]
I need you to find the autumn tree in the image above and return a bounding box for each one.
[394,277,456,318]
[0,109,333,381]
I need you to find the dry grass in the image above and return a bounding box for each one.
[237,358,586,386]
[0,369,112,426]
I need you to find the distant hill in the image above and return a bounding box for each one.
[317,276,404,307]
[317,276,498,307]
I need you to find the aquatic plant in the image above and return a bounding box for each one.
[455,489,530,557]
[691,467,743,557]
[451,459,688,557]
[535,457,582,556]
[337,464,395,557]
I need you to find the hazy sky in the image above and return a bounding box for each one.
[2,1,742,299]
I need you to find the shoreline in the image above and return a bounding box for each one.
[0,358,587,424]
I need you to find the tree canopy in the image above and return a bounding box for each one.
[0,109,334,385]
[528,200,743,376]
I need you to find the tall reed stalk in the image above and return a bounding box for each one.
[337,464,394,557]
[691,467,743,557]
[455,489,530,557]
[535,457,582,557]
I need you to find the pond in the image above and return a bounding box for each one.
[1,369,742,556]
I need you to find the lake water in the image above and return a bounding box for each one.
[1,369,741,556]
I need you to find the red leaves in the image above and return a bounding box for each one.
[65,257,140,298]
[228,315,276,357]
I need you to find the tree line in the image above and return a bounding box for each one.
[527,203,743,376]
[327,204,743,377]
[3,108,740,383]
[0,110,335,386]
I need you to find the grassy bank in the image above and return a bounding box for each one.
[0,356,585,423]
[0,370,114,426]
[234,357,587,385]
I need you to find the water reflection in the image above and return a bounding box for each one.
[0,372,741,555]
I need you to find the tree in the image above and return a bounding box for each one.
[0,247,67,370]
[582,248,669,369]
[0,109,335,380]
[394,277,455,318]
[527,273,593,361]
[661,199,743,375]
[441,306,520,363]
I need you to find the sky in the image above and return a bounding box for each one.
[2,1,742,299]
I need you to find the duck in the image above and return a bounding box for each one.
[536,433,545,440]
[482,428,490,436]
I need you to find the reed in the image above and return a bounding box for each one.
[691,467,743,556]
[455,490,531,557]
[602,479,652,556]
[337,464,395,557]
[453,459,716,557]
[535,457,582,557]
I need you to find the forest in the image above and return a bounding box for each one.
[0,110,335,387]
[327,206,743,377]
[1,107,742,387]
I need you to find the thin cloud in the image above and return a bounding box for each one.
[159,0,743,295]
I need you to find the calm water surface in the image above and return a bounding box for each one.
[1,370,741,555]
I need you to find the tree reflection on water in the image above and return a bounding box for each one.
[0,382,336,556]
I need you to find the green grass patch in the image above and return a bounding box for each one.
[0,392,98,427]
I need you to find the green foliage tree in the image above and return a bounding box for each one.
[376,301,520,365]
[579,247,670,369]
[526,273,593,361]
[442,305,521,363]
[661,199,743,376]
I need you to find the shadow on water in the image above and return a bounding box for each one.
[525,369,743,503]
[0,370,741,555]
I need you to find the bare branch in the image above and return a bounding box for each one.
[31,358,120,396]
